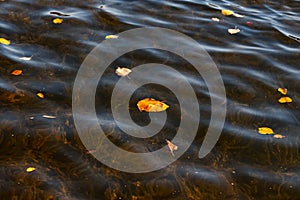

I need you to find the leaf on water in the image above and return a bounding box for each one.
[19,56,32,61]
[278,97,292,103]
[0,37,10,45]
[273,134,285,139]
[258,127,274,135]
[211,17,220,22]
[37,92,44,98]
[221,9,244,18]
[137,98,169,112]
[278,88,287,95]
[166,139,178,156]
[105,35,119,39]
[115,67,132,77]
[53,18,63,24]
[228,27,240,34]
[11,69,23,76]
[42,115,56,119]
[26,167,36,172]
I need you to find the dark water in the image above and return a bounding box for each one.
[1,0,300,199]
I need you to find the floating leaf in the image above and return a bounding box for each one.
[258,127,274,135]
[222,9,234,16]
[228,27,240,35]
[105,35,119,39]
[137,98,169,112]
[26,167,36,172]
[115,67,132,77]
[166,139,178,157]
[37,92,44,98]
[0,37,10,45]
[42,115,56,119]
[273,134,285,139]
[53,18,63,24]
[278,88,287,95]
[19,56,32,61]
[11,69,22,76]
[211,17,220,22]
[221,9,244,17]
[278,97,292,103]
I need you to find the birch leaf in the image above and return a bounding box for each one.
[53,18,63,24]
[105,35,119,39]
[258,127,274,135]
[26,167,36,173]
[0,37,10,45]
[278,97,292,103]
[277,88,287,95]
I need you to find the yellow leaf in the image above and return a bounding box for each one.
[115,67,132,76]
[105,35,119,39]
[278,97,292,103]
[273,134,285,139]
[0,37,10,45]
[26,167,36,172]
[222,9,234,16]
[37,92,44,98]
[277,88,287,95]
[137,98,169,112]
[11,69,22,76]
[53,18,63,24]
[258,127,274,135]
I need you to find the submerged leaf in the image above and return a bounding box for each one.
[211,17,220,22]
[26,167,36,172]
[19,56,32,61]
[11,69,22,76]
[258,127,274,135]
[278,97,292,103]
[273,134,285,139]
[137,98,169,112]
[37,92,44,98]
[105,35,119,39]
[277,88,287,95]
[42,115,56,119]
[0,37,10,45]
[115,67,132,77]
[53,18,63,24]
[166,139,178,157]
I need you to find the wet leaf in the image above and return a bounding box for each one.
[11,69,22,76]
[42,115,56,119]
[26,167,36,172]
[221,9,244,17]
[53,18,63,24]
[211,17,220,22]
[166,139,178,156]
[258,127,274,135]
[273,134,285,139]
[19,56,32,61]
[278,88,287,95]
[278,97,292,103]
[115,67,132,77]
[228,27,240,34]
[0,37,10,45]
[105,35,119,39]
[137,98,169,112]
[37,92,44,98]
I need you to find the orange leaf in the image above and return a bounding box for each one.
[278,97,292,103]
[137,98,169,112]
[37,92,44,98]
[11,69,22,76]
[277,88,287,95]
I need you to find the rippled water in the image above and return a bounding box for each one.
[0,0,300,199]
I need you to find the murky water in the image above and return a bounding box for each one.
[0,0,300,199]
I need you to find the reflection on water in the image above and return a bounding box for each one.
[0,0,299,199]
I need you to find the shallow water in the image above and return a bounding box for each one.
[0,0,300,199]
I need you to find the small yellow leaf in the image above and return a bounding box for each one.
[37,92,44,98]
[115,67,132,77]
[53,18,63,24]
[222,9,234,16]
[258,127,274,135]
[0,37,10,45]
[105,35,119,39]
[137,98,169,112]
[273,134,285,139]
[278,97,292,103]
[11,69,23,76]
[277,88,287,95]
[228,28,240,35]
[26,167,36,172]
